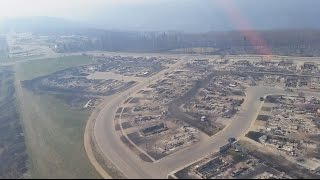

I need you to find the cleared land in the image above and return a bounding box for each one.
[15,56,99,178]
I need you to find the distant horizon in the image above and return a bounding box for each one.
[3,16,320,34]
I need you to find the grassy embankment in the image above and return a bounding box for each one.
[0,67,27,178]
[14,56,100,178]
[0,36,8,62]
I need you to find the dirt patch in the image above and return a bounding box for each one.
[254,120,266,127]
[261,106,272,111]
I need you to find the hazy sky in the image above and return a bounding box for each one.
[0,0,163,20]
[1,0,319,32]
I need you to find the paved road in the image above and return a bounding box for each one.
[93,57,188,178]
[91,58,288,178]
[161,86,287,173]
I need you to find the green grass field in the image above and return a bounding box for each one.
[0,54,46,64]
[15,56,100,178]
[17,55,93,81]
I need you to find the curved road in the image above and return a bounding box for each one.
[89,57,288,178]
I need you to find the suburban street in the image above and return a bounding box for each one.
[88,57,289,178]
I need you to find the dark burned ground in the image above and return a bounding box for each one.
[19,63,136,111]
[246,131,265,142]
[231,89,245,96]
[146,151,167,160]
[127,132,166,160]
[256,114,270,121]
[122,107,131,113]
[120,134,154,162]
[127,132,144,145]
[116,107,123,113]
[261,106,272,112]
[168,73,221,136]
[22,78,136,97]
[21,66,136,97]
[0,67,28,178]
[121,122,132,129]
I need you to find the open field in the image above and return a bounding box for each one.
[0,53,8,62]
[17,55,92,81]
[0,66,27,178]
[1,32,58,64]
[0,54,46,63]
[14,56,99,178]
[0,36,8,62]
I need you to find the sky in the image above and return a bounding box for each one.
[0,0,162,20]
[1,0,319,32]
